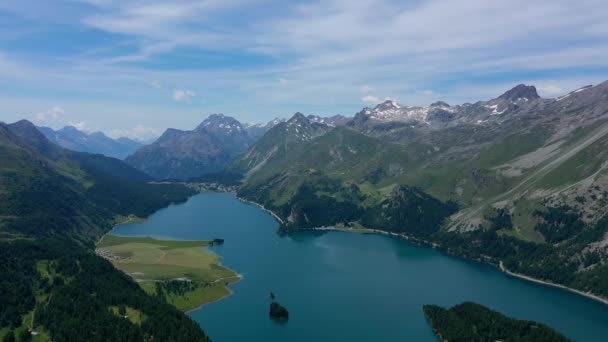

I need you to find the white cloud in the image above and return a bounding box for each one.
[33,107,99,132]
[69,121,99,132]
[1,0,608,126]
[173,89,195,102]
[151,80,162,88]
[361,95,381,104]
[35,107,66,123]
[107,125,161,141]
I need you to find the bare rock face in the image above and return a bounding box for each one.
[497,84,540,102]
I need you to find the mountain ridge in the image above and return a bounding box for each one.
[229,81,608,301]
[38,125,142,159]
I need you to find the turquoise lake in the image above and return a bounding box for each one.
[113,193,608,341]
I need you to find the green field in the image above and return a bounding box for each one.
[97,235,241,311]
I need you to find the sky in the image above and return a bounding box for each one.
[1,0,607,140]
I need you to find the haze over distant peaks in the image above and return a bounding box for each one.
[37,125,141,159]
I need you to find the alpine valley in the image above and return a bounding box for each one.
[4,81,608,341]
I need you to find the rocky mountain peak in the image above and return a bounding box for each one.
[59,125,81,133]
[498,84,540,102]
[197,114,243,133]
[375,99,401,111]
[289,112,308,122]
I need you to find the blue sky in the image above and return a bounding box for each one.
[1,0,608,140]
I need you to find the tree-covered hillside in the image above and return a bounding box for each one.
[0,122,209,341]
[423,302,571,342]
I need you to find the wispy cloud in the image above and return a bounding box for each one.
[35,107,67,123]
[173,89,196,102]
[34,107,98,132]
[0,0,606,133]
[361,95,380,104]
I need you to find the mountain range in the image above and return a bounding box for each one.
[3,80,608,340]
[37,125,142,159]
[229,81,608,300]
[125,114,317,180]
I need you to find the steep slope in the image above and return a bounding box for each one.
[231,112,333,178]
[126,114,255,180]
[234,117,456,233]
[10,120,150,182]
[1,120,191,240]
[39,125,142,159]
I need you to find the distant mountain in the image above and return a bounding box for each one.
[231,112,333,178]
[241,115,347,141]
[0,119,190,238]
[243,117,285,140]
[38,125,142,159]
[306,114,350,126]
[126,114,259,180]
[349,84,543,132]
[9,120,150,182]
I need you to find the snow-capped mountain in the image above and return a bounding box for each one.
[352,84,544,129]
[356,99,459,125]
[306,114,350,126]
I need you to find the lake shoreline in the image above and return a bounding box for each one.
[314,226,608,306]
[499,261,608,306]
[233,196,608,307]
[236,196,285,224]
[185,280,240,314]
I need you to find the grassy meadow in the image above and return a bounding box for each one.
[97,235,241,311]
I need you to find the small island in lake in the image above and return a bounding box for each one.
[211,238,225,245]
[423,302,571,342]
[269,302,289,321]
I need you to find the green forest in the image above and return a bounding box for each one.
[423,302,571,342]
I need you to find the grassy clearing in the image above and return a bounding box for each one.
[112,215,148,226]
[507,198,545,243]
[97,235,240,312]
[109,306,146,325]
[140,282,234,312]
